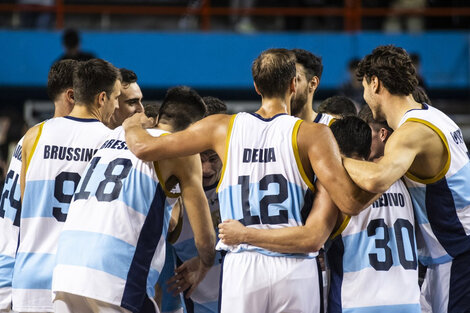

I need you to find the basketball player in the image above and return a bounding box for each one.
[167,96,227,313]
[0,59,78,312]
[317,96,357,119]
[218,116,421,313]
[14,59,120,313]
[52,87,215,313]
[290,48,335,126]
[123,48,374,313]
[327,116,420,313]
[108,68,144,129]
[342,45,470,313]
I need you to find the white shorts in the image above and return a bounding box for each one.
[220,251,320,313]
[420,250,470,313]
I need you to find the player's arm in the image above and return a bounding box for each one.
[20,124,42,200]
[158,154,216,296]
[218,181,338,253]
[123,113,230,162]
[299,122,376,216]
[343,122,424,193]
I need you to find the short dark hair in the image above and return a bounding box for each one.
[412,86,431,105]
[330,116,371,160]
[356,45,418,96]
[318,96,357,117]
[47,59,78,102]
[119,68,138,86]
[144,103,160,119]
[63,28,80,50]
[203,96,227,116]
[73,58,121,106]
[252,48,296,99]
[358,105,392,133]
[158,86,207,131]
[292,48,323,80]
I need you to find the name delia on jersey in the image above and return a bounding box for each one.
[242,148,276,163]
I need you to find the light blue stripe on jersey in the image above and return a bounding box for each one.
[57,230,135,280]
[195,301,219,313]
[343,303,421,313]
[146,267,160,298]
[408,187,428,225]
[22,180,72,218]
[447,162,470,210]
[13,252,54,289]
[342,226,415,273]
[0,255,14,288]
[1,175,21,223]
[74,165,158,217]
[174,238,198,262]
[218,181,305,222]
[418,254,453,266]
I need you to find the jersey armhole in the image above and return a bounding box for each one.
[330,215,351,240]
[292,120,315,191]
[403,118,451,184]
[25,122,45,173]
[216,114,236,192]
[153,161,181,198]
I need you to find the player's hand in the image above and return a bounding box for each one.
[167,256,210,298]
[218,219,247,245]
[122,112,155,130]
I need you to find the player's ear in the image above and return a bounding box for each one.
[371,75,380,94]
[253,82,262,96]
[97,91,107,107]
[290,76,296,94]
[65,88,74,103]
[309,76,319,93]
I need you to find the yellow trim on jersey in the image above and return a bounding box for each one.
[25,122,44,173]
[330,215,351,240]
[216,114,236,193]
[328,118,336,127]
[153,132,180,198]
[403,118,451,185]
[153,161,180,198]
[292,120,315,191]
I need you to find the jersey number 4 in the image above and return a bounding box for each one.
[0,170,21,226]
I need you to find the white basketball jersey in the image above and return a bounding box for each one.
[52,127,177,313]
[12,116,110,312]
[327,180,420,313]
[313,112,336,126]
[0,137,23,310]
[398,103,470,265]
[216,112,316,258]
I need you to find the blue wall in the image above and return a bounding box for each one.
[1,31,469,89]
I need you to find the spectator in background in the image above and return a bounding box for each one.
[17,0,53,29]
[410,53,427,88]
[58,28,95,62]
[338,58,366,111]
[317,95,357,119]
[384,0,426,33]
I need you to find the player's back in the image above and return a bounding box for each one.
[52,126,177,313]
[12,116,110,312]
[327,179,420,313]
[398,103,470,265]
[216,112,315,257]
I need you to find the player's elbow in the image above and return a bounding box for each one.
[131,143,155,162]
[362,173,389,194]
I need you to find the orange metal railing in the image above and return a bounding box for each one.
[0,0,469,31]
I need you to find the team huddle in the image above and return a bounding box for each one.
[0,46,469,313]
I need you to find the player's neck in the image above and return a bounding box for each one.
[384,94,422,130]
[256,97,289,118]
[296,102,316,121]
[68,103,100,121]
